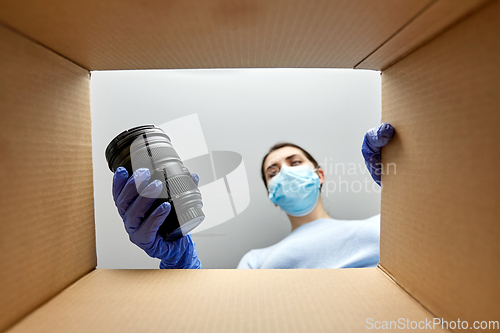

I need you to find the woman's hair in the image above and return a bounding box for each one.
[260,142,323,191]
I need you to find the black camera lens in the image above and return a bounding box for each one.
[105,124,205,241]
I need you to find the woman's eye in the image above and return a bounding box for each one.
[292,161,301,165]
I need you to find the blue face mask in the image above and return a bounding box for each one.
[268,164,321,217]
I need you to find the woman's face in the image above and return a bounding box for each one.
[263,146,323,189]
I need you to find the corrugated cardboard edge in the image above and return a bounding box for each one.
[376,265,449,331]
[0,23,96,332]
[355,0,493,71]
[0,0,430,70]
[379,0,500,325]
[3,268,97,333]
[6,268,447,333]
[0,22,88,71]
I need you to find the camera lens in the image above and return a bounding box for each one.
[105,124,205,241]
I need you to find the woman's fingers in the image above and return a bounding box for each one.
[112,167,129,203]
[124,179,163,233]
[115,168,151,217]
[366,123,395,150]
[139,201,171,238]
[361,123,395,187]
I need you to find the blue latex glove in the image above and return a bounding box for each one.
[112,167,202,269]
[361,123,395,186]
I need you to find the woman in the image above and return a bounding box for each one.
[111,123,394,269]
[237,142,381,269]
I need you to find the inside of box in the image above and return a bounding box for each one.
[5,268,447,333]
[1,0,498,331]
[0,24,96,332]
[0,0,489,71]
[380,0,500,322]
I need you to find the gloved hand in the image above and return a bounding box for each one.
[112,166,202,269]
[361,123,395,186]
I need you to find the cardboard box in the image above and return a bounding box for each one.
[0,0,498,331]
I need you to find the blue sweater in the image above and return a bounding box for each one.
[236,214,380,269]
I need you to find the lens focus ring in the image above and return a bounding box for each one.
[166,175,198,197]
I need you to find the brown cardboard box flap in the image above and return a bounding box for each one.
[0,24,95,332]
[6,268,444,333]
[380,0,500,324]
[355,0,492,70]
[0,0,432,70]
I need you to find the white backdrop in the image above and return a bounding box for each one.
[90,69,381,269]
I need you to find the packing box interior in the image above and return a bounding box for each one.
[0,0,498,331]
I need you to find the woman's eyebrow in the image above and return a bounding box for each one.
[266,154,299,172]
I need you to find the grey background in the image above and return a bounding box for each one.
[90,69,381,269]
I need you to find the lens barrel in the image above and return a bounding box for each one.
[105,125,205,241]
